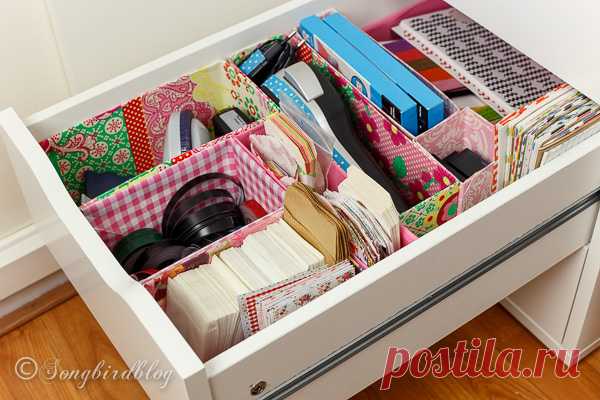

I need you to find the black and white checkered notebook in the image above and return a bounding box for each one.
[395,8,562,115]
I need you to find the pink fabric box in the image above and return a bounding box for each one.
[416,107,497,213]
[81,135,286,250]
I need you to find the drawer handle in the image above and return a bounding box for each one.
[250,381,267,396]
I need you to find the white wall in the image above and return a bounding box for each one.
[44,0,291,93]
[1,0,295,116]
[0,1,70,117]
[44,0,403,93]
[1,0,404,117]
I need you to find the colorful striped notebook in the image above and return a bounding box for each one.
[381,37,465,95]
[381,38,501,123]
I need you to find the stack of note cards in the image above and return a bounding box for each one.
[166,218,331,361]
[166,257,248,361]
[251,113,326,192]
[239,260,355,336]
[220,219,326,286]
[338,166,401,252]
[497,85,600,188]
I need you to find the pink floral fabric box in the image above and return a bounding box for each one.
[416,107,497,213]
[230,34,496,237]
[286,41,461,235]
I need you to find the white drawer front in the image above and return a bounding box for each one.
[205,143,600,400]
[3,1,600,399]
[4,102,600,400]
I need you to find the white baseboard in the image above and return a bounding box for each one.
[502,298,600,367]
[0,270,68,318]
[501,298,563,349]
[0,225,60,302]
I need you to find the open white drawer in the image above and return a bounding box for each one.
[2,1,600,399]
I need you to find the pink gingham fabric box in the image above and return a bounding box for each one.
[80,136,286,250]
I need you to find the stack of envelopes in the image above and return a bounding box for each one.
[324,190,393,270]
[283,182,352,265]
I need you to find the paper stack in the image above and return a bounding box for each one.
[497,85,600,188]
[166,218,329,361]
[239,260,355,336]
[338,166,401,251]
[283,182,352,265]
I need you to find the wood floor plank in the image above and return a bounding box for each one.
[1,297,599,400]
[0,281,76,336]
[0,297,147,400]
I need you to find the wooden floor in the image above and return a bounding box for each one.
[1,297,600,400]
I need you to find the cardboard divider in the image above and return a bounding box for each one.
[141,116,421,302]
[237,115,436,237]
[39,60,277,205]
[290,41,462,233]
[229,35,462,236]
[227,25,497,236]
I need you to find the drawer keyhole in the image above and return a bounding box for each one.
[250,381,267,396]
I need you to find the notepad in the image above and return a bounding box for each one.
[396,8,562,115]
[239,260,355,337]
